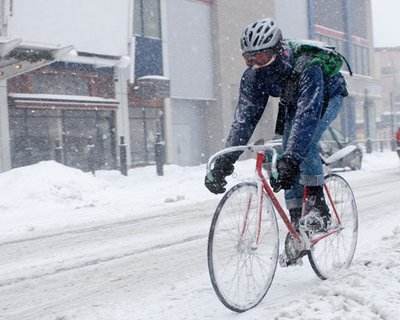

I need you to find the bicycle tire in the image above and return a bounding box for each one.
[207,182,279,312]
[308,173,358,280]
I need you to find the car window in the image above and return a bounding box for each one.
[321,129,334,142]
[331,127,346,143]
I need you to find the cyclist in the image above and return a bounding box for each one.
[205,18,348,232]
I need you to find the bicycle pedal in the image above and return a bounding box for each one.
[292,258,304,266]
[279,252,304,267]
[279,253,288,267]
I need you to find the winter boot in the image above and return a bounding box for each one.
[289,208,302,231]
[282,208,306,266]
[300,186,331,233]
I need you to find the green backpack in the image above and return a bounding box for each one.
[274,39,352,135]
[286,39,352,77]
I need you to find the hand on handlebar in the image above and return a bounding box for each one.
[270,154,300,192]
[205,157,235,194]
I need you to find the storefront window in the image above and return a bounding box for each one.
[9,108,59,168]
[129,107,164,166]
[9,107,116,170]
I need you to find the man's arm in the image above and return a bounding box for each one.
[225,68,270,162]
[285,65,324,163]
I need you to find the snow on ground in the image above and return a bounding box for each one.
[0,150,399,319]
[0,149,397,236]
[0,151,257,236]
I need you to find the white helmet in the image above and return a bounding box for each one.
[240,18,282,53]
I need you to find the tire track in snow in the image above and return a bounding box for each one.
[0,199,217,247]
[0,200,217,288]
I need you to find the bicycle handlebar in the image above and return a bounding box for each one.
[206,143,279,178]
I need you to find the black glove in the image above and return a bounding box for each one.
[270,154,300,192]
[205,156,235,194]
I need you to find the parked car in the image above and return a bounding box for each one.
[267,126,363,171]
[319,127,363,170]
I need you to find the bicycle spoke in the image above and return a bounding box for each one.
[208,182,279,312]
[308,174,358,280]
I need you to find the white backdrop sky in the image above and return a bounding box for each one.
[371,0,400,47]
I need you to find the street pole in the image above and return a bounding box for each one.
[390,92,396,151]
[55,139,64,164]
[364,90,372,153]
[119,136,128,176]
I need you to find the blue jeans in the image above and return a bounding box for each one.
[282,95,344,210]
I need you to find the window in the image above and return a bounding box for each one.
[381,66,396,75]
[349,0,367,39]
[129,107,164,165]
[315,34,346,55]
[133,0,161,38]
[32,73,90,95]
[9,108,58,168]
[133,0,163,79]
[9,107,116,170]
[351,44,370,76]
[312,0,345,33]
[316,33,370,76]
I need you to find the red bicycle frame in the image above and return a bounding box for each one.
[254,152,341,245]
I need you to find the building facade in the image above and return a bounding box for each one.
[277,0,381,142]
[0,0,132,172]
[374,47,400,144]
[0,0,382,173]
[208,0,381,160]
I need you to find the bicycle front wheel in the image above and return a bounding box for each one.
[308,173,358,280]
[208,182,279,312]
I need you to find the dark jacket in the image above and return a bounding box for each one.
[225,41,347,163]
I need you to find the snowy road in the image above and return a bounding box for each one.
[0,155,399,320]
[0,200,216,319]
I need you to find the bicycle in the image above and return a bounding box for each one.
[206,143,358,312]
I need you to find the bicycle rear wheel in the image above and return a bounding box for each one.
[208,182,279,312]
[308,173,358,280]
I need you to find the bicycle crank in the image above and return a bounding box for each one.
[279,233,308,267]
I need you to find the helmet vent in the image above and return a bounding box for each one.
[263,34,273,44]
[253,36,260,46]
[249,31,253,42]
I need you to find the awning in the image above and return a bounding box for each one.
[9,93,119,111]
[0,38,74,81]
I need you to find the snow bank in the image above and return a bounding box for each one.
[0,151,397,236]
[0,161,110,210]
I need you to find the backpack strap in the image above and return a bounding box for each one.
[336,51,353,76]
[274,66,299,135]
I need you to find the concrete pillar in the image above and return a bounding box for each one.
[114,66,132,167]
[0,80,11,172]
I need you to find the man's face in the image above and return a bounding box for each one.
[242,49,276,69]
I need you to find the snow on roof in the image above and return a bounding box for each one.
[137,75,169,81]
[9,93,118,103]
